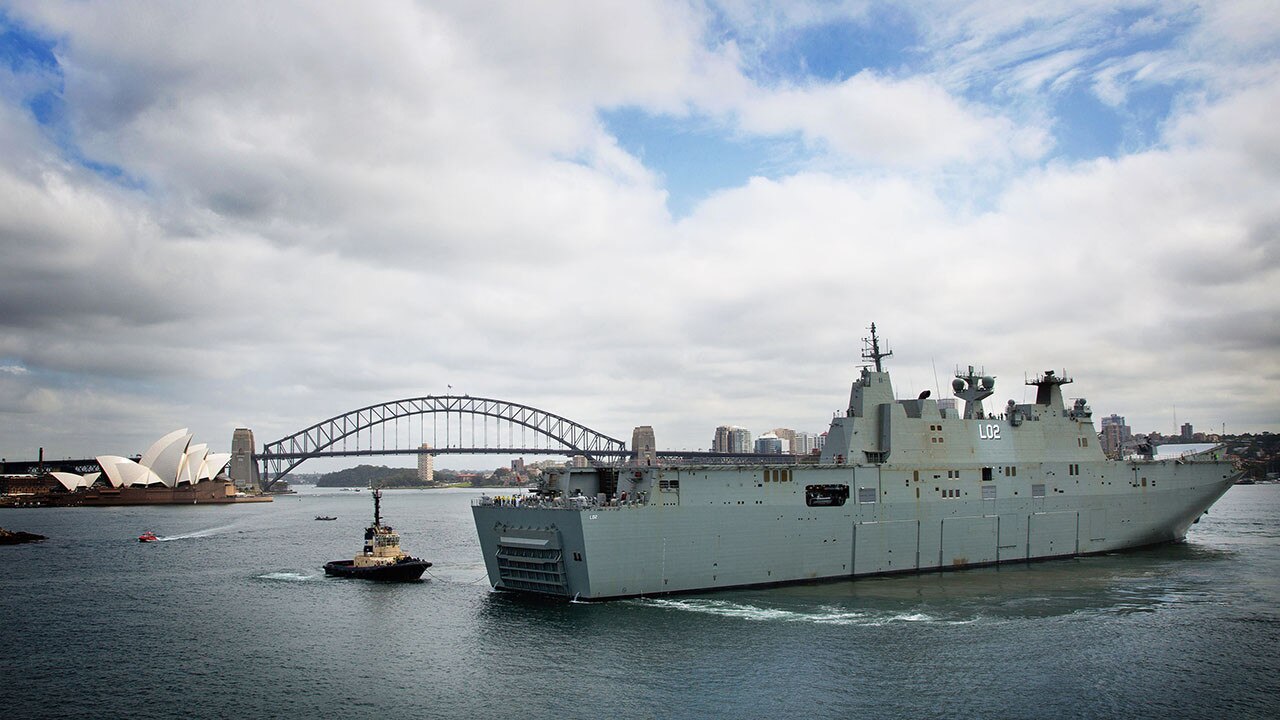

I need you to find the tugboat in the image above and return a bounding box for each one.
[323,488,430,581]
[138,531,158,543]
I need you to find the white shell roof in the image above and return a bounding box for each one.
[95,456,133,487]
[202,453,231,480]
[94,432,228,488]
[50,472,84,491]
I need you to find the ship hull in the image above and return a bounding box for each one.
[323,558,431,582]
[472,459,1238,600]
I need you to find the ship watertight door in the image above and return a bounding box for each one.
[494,527,569,597]
[853,466,880,524]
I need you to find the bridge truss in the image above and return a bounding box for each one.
[257,396,629,487]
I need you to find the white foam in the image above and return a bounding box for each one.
[635,598,974,626]
[156,523,239,541]
[257,572,317,582]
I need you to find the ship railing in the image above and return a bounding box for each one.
[472,495,647,510]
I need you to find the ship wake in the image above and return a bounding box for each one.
[156,523,240,542]
[633,597,976,626]
[256,571,319,582]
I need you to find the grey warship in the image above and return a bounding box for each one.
[472,326,1240,600]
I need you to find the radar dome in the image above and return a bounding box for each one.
[980,376,995,390]
[952,378,966,393]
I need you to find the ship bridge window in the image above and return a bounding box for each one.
[981,467,993,482]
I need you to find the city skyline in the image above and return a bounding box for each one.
[1,2,1277,466]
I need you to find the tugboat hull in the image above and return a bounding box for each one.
[323,558,431,582]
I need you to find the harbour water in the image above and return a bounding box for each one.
[2,485,1277,719]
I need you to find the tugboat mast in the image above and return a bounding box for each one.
[372,486,382,527]
[863,323,892,372]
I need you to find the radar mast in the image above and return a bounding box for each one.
[863,323,892,372]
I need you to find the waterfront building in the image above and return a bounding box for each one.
[1182,423,1194,441]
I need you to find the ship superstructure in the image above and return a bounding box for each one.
[472,327,1239,600]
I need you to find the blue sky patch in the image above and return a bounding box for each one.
[1051,75,1178,160]
[758,6,921,83]
[602,108,806,218]
[1,14,142,189]
[0,12,58,72]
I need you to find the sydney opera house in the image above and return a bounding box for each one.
[3,429,270,506]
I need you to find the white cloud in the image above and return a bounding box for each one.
[740,72,1048,167]
[0,1,1276,466]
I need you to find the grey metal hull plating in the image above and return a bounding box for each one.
[472,459,1236,600]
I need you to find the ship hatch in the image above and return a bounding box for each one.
[805,484,850,507]
[494,528,569,597]
[595,468,620,500]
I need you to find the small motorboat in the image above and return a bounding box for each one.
[138,531,158,543]
[324,488,430,581]
[315,516,337,521]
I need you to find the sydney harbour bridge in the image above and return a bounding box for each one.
[1,394,778,488]
[248,394,778,490]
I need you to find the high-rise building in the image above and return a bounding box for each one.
[1100,414,1131,458]
[792,431,821,456]
[771,428,797,453]
[1181,422,1193,440]
[712,425,752,454]
[712,425,732,452]
[417,443,434,484]
[631,426,657,466]
[754,433,784,454]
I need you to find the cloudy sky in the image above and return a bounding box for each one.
[1,0,1277,468]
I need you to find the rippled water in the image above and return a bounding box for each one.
[2,485,1277,719]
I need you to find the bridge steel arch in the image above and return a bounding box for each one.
[256,396,629,488]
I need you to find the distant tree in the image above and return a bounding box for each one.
[316,465,422,488]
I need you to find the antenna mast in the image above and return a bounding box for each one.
[863,323,892,372]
